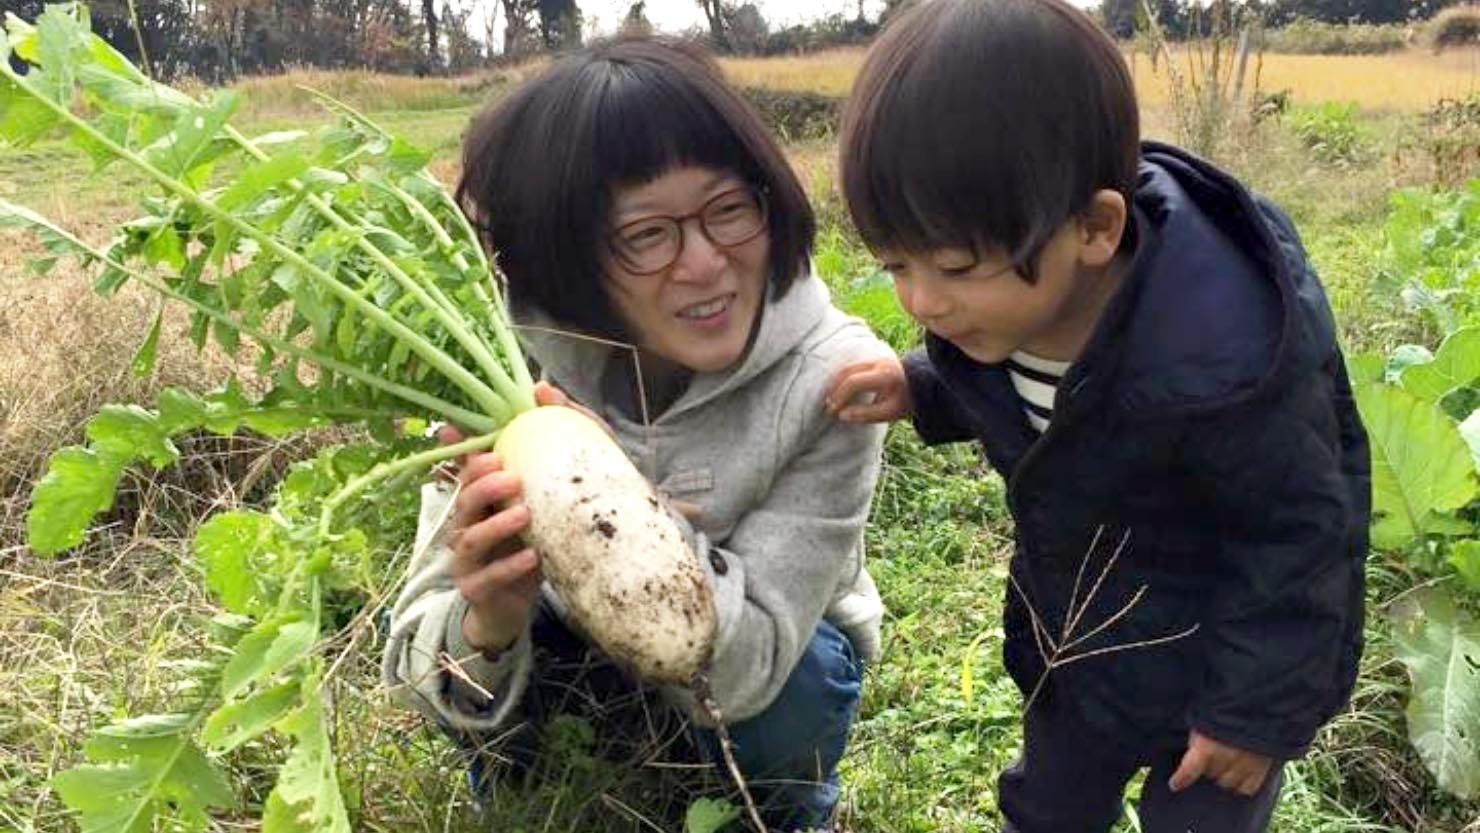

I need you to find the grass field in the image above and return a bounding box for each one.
[722,45,1480,112]
[2,41,1480,833]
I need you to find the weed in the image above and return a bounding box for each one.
[1289,101,1374,167]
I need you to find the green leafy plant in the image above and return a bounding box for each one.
[1380,179,1480,336]
[1287,101,1371,168]
[685,796,741,833]
[1354,326,1480,799]
[1,4,546,829]
[1391,589,1480,801]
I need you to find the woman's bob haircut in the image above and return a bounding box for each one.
[457,37,815,338]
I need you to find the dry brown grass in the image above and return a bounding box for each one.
[224,61,553,123]
[722,45,1480,113]
[0,219,238,483]
[1132,46,1480,113]
[0,531,221,829]
[721,48,864,97]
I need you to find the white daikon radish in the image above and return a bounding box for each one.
[496,405,718,684]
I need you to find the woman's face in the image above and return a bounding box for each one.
[601,166,771,374]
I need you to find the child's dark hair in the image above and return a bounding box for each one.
[840,0,1139,279]
[457,37,815,338]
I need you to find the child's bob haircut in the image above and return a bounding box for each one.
[457,38,815,339]
[840,0,1140,279]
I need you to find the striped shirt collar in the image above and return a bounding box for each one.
[1005,351,1071,433]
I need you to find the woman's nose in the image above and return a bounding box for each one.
[668,217,727,283]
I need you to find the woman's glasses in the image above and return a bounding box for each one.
[608,186,768,276]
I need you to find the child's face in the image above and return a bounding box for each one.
[877,221,1092,364]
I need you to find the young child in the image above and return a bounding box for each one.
[825,1,1370,831]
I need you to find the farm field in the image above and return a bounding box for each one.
[721,45,1480,111]
[4,33,1480,833]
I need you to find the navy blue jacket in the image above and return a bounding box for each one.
[903,142,1370,759]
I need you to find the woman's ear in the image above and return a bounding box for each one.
[1076,189,1128,269]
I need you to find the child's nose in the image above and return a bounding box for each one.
[899,276,949,321]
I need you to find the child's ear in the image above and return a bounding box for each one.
[1076,190,1127,269]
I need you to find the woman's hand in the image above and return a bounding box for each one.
[437,418,540,657]
[825,356,912,423]
[445,447,540,656]
[439,382,606,656]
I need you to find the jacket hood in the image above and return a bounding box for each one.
[1104,141,1337,414]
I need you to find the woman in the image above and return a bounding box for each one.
[382,37,890,831]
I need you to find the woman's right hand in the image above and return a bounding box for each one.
[825,356,913,423]
[440,426,542,656]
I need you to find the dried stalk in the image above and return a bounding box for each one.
[1011,527,1201,713]
[695,677,768,833]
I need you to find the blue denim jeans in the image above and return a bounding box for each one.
[452,604,864,832]
[693,618,865,831]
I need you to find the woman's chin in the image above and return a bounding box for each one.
[679,343,747,374]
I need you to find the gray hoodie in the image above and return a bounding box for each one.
[382,274,890,730]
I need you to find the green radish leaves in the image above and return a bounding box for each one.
[37,434,434,833]
[3,5,535,831]
[26,406,182,555]
[26,388,328,556]
[194,511,284,617]
[49,712,236,833]
[263,697,353,833]
[221,616,320,700]
[26,446,129,555]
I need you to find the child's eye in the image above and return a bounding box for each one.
[940,264,976,278]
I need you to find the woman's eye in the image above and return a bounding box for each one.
[707,198,755,224]
[621,224,668,250]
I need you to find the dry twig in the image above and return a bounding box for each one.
[1010,527,1202,713]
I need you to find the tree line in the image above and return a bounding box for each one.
[0,0,1461,81]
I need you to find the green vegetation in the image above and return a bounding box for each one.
[1262,20,1410,55]
[1288,102,1374,168]
[3,12,1480,833]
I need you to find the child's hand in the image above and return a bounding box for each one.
[1168,731,1274,796]
[825,356,912,423]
